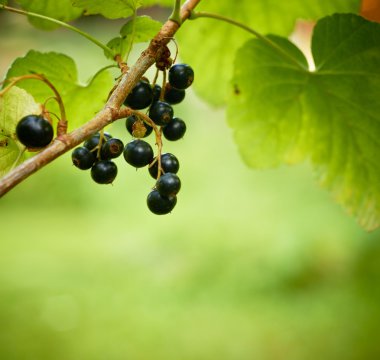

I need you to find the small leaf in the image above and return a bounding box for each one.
[5,51,113,129]
[0,87,40,175]
[106,15,162,59]
[72,0,140,19]
[177,0,361,106]
[227,14,380,231]
[15,0,83,30]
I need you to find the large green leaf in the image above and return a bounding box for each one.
[72,0,139,19]
[177,0,361,106]
[0,87,41,175]
[227,14,380,231]
[106,15,162,59]
[15,0,83,30]
[5,51,113,129]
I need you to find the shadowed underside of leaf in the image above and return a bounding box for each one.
[227,14,380,231]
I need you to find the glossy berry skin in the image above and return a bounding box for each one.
[147,190,177,215]
[123,139,154,168]
[168,64,194,90]
[126,115,153,138]
[72,147,96,170]
[152,84,162,103]
[163,117,186,141]
[84,132,112,151]
[91,160,118,184]
[148,101,173,126]
[149,153,179,179]
[16,114,53,148]
[164,83,185,105]
[156,173,181,196]
[124,80,153,110]
[101,138,124,159]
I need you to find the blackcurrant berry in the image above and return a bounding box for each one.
[126,115,153,138]
[163,117,186,141]
[156,173,181,196]
[147,190,177,215]
[123,139,154,168]
[101,138,124,159]
[149,101,173,126]
[164,83,185,105]
[124,80,153,110]
[168,64,194,90]
[149,153,179,179]
[84,132,112,151]
[152,84,162,103]
[72,147,96,170]
[16,114,53,148]
[91,160,118,184]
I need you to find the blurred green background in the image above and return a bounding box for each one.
[1,6,380,360]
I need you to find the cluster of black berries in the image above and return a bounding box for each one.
[71,63,194,214]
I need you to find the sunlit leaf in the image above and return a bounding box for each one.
[72,0,140,19]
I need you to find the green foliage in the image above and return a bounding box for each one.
[72,0,139,19]
[15,0,83,30]
[0,87,40,175]
[5,51,113,129]
[106,15,162,59]
[227,14,380,231]
[178,0,361,105]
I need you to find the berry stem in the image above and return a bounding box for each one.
[0,74,68,134]
[169,0,182,25]
[189,11,308,71]
[0,4,115,59]
[160,70,167,101]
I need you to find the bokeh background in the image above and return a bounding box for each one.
[1,4,380,359]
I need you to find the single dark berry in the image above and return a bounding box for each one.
[84,132,112,151]
[147,190,177,215]
[164,83,185,105]
[126,115,153,138]
[91,160,118,184]
[72,147,96,170]
[148,101,173,126]
[123,139,154,168]
[152,84,162,103]
[156,173,181,196]
[168,64,194,90]
[163,117,186,141]
[123,80,153,110]
[149,153,179,179]
[101,138,124,159]
[16,114,53,148]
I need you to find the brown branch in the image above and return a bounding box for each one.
[0,0,201,197]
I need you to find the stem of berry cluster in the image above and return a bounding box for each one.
[0,0,202,197]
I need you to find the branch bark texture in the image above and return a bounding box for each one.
[0,0,201,197]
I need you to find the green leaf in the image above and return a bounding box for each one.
[72,0,140,19]
[0,87,41,175]
[227,14,380,231]
[141,0,172,6]
[178,0,361,105]
[15,0,83,30]
[5,51,113,129]
[106,15,162,59]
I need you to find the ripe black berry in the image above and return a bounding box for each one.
[164,83,185,105]
[168,64,194,90]
[123,139,154,168]
[156,173,181,196]
[147,190,177,215]
[148,101,173,126]
[163,117,186,141]
[91,160,118,184]
[101,138,124,159]
[124,80,153,110]
[16,114,53,148]
[149,153,179,179]
[126,115,153,138]
[72,147,96,170]
[84,132,112,151]
[152,84,161,103]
